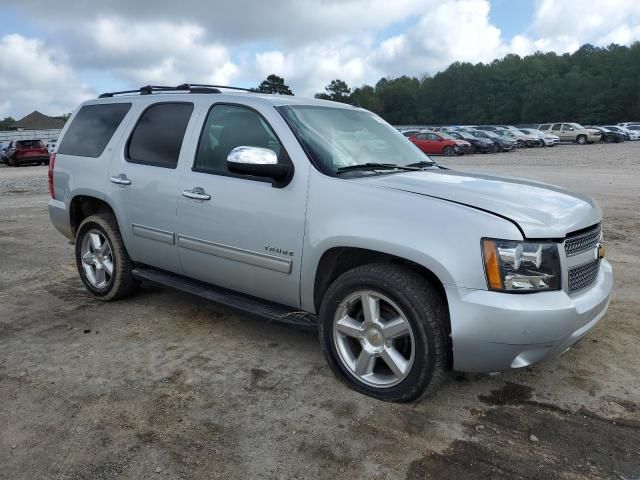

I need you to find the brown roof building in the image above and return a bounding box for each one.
[9,111,66,130]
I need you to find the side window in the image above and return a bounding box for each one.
[58,103,131,157]
[563,123,574,131]
[127,103,194,169]
[539,124,550,130]
[428,133,440,141]
[415,134,428,140]
[551,123,561,131]
[193,104,283,175]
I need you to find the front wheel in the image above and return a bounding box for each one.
[319,264,448,402]
[442,146,454,156]
[75,213,139,301]
[577,135,587,145]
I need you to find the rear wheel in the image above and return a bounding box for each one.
[75,213,139,301]
[319,264,448,402]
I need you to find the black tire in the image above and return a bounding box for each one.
[442,146,454,156]
[577,135,587,145]
[75,213,139,301]
[605,135,613,143]
[319,263,448,402]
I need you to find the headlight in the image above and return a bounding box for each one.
[482,239,561,292]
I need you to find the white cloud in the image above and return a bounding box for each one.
[78,18,239,85]
[0,34,93,118]
[529,0,640,51]
[1,0,640,116]
[369,0,507,76]
[5,0,429,45]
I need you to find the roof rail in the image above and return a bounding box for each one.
[98,83,256,98]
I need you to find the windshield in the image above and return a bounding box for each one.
[277,105,434,175]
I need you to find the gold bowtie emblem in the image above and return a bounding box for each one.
[597,243,606,259]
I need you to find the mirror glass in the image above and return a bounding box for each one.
[227,146,278,165]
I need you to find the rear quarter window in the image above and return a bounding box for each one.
[58,103,132,157]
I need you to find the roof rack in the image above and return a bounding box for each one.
[98,83,255,98]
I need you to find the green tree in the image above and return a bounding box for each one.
[255,74,294,95]
[315,79,352,103]
[0,117,16,130]
[344,42,640,125]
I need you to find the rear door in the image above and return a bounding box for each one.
[107,102,198,275]
[551,123,565,141]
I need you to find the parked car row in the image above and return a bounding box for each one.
[0,138,55,166]
[398,122,639,156]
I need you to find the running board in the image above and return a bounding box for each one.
[131,267,317,328]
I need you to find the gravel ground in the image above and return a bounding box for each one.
[1,143,639,479]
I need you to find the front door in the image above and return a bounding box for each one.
[176,103,308,308]
[107,102,197,274]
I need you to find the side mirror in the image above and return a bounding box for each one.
[227,146,293,188]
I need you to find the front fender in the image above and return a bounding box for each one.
[300,170,523,312]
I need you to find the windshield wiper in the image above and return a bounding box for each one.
[406,160,437,169]
[336,163,421,174]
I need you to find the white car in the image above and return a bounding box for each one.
[605,126,640,140]
[617,122,640,128]
[520,128,560,146]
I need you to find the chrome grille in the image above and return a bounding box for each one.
[564,225,601,257]
[568,260,600,293]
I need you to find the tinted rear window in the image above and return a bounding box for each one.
[126,103,194,169]
[16,140,44,149]
[58,103,131,157]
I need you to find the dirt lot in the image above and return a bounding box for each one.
[1,143,639,479]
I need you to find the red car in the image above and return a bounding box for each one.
[6,139,50,166]
[409,131,470,155]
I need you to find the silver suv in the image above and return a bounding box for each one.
[48,85,613,402]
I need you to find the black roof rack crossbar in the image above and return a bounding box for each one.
[98,83,257,98]
[98,84,223,98]
[188,84,255,92]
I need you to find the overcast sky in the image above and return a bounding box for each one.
[1,0,639,118]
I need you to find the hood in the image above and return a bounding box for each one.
[359,169,601,238]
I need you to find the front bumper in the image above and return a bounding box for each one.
[445,259,613,373]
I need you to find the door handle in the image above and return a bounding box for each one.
[110,174,131,186]
[182,187,211,201]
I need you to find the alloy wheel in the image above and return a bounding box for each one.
[333,290,415,388]
[80,229,114,289]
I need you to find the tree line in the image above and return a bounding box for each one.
[255,42,640,125]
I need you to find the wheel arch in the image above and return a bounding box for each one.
[314,246,448,302]
[69,195,119,238]
[313,246,452,366]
